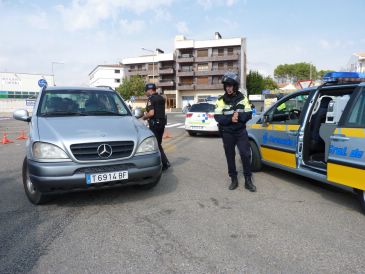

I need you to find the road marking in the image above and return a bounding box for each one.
[165,123,184,128]
[177,125,185,129]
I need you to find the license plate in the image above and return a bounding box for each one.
[86,171,128,184]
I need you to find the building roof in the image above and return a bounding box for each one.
[88,64,123,76]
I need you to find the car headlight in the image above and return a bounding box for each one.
[136,137,158,155]
[33,142,69,160]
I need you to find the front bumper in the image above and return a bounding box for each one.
[28,152,162,193]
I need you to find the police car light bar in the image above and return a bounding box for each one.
[323,72,365,83]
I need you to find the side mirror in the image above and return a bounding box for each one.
[133,107,144,119]
[13,109,31,122]
[262,114,270,127]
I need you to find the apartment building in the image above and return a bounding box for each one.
[347,52,365,73]
[123,51,176,108]
[89,64,124,90]
[121,32,247,109]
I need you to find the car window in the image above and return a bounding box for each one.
[267,93,309,124]
[39,89,130,116]
[344,90,365,127]
[189,103,215,113]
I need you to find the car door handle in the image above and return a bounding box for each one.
[330,135,350,141]
[287,130,298,136]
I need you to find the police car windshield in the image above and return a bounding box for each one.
[39,89,130,116]
[189,103,215,113]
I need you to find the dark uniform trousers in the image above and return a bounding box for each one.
[149,119,169,167]
[221,129,252,178]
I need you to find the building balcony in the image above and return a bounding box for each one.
[195,56,211,62]
[158,80,175,87]
[177,70,194,76]
[195,84,223,90]
[127,69,148,76]
[195,70,211,76]
[176,56,194,63]
[210,54,240,62]
[177,83,195,90]
[159,68,175,74]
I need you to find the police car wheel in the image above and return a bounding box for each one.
[355,189,365,213]
[22,157,49,205]
[249,140,262,172]
[187,131,197,136]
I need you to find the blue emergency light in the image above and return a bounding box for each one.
[323,71,365,83]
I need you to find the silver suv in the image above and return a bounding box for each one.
[13,86,162,204]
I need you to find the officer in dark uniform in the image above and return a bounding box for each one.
[143,83,170,171]
[214,72,256,191]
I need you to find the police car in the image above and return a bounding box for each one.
[185,102,219,136]
[246,72,365,213]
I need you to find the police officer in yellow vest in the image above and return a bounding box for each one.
[214,72,256,191]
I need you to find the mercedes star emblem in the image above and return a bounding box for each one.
[97,144,113,158]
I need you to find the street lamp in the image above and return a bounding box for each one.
[141,48,156,83]
[51,61,64,86]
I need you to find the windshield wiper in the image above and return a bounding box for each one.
[41,111,89,116]
[84,110,127,116]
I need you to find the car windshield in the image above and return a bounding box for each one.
[189,103,215,113]
[38,89,130,116]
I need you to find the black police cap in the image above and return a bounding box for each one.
[145,83,156,91]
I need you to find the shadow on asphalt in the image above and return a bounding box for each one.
[258,165,362,213]
[45,172,179,207]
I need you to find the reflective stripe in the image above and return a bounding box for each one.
[223,110,234,115]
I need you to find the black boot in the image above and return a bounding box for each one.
[245,176,256,192]
[229,177,238,190]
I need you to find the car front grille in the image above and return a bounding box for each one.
[70,141,134,161]
[75,164,135,174]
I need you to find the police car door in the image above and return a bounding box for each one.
[260,92,310,169]
[327,86,365,191]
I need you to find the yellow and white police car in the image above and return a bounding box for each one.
[247,72,365,213]
[185,102,219,136]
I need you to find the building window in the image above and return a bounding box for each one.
[197,49,208,57]
[130,65,135,70]
[227,62,234,69]
[115,79,120,83]
[218,48,224,56]
[227,48,234,55]
[197,63,208,71]
[218,62,224,70]
[114,69,120,73]
[181,65,193,72]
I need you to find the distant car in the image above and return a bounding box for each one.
[13,86,162,204]
[185,102,219,136]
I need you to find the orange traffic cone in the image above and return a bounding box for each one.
[163,129,172,139]
[2,132,13,144]
[16,130,28,140]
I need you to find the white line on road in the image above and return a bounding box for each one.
[165,123,184,128]
[177,125,185,128]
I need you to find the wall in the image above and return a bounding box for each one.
[0,99,35,116]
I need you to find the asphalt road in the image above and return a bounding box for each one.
[0,114,364,274]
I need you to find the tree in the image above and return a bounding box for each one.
[274,62,318,82]
[116,75,145,100]
[246,71,265,95]
[318,70,334,79]
[247,71,278,95]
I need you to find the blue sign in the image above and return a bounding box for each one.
[130,96,136,102]
[38,79,47,88]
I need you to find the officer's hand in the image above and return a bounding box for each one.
[232,112,238,123]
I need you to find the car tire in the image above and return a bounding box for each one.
[187,131,197,136]
[22,157,48,205]
[134,174,161,190]
[249,140,262,172]
[354,189,365,214]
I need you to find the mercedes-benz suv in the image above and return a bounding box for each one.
[13,86,162,204]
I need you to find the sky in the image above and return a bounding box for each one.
[0,0,364,86]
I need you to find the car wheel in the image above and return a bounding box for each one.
[134,174,161,190]
[187,131,197,136]
[354,189,365,214]
[249,140,262,172]
[22,157,48,205]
